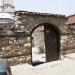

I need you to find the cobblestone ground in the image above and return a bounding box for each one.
[11,53,75,75]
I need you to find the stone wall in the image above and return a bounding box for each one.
[61,24,75,56]
[0,17,31,65]
[15,11,67,34]
[1,11,75,65]
[0,37,31,65]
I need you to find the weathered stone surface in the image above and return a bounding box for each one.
[0,11,75,66]
[6,55,31,66]
[61,35,75,55]
[0,37,31,65]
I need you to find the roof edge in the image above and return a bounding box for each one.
[15,10,66,18]
[67,14,75,18]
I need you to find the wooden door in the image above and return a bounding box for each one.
[44,25,59,62]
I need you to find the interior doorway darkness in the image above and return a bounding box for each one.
[31,23,60,66]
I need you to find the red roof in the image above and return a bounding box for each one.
[67,15,75,24]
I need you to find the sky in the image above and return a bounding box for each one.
[0,0,75,16]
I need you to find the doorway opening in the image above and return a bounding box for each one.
[31,23,60,66]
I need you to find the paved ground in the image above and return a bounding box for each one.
[11,53,75,75]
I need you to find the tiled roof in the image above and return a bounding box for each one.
[67,15,75,25]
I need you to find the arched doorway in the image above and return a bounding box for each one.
[31,23,60,65]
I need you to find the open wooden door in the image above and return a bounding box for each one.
[44,25,60,62]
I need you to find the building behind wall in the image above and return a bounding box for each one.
[0,0,15,17]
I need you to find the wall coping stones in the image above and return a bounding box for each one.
[15,11,66,18]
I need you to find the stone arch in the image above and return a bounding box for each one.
[30,23,61,35]
[30,23,60,66]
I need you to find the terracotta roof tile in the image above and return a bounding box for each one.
[67,15,75,24]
